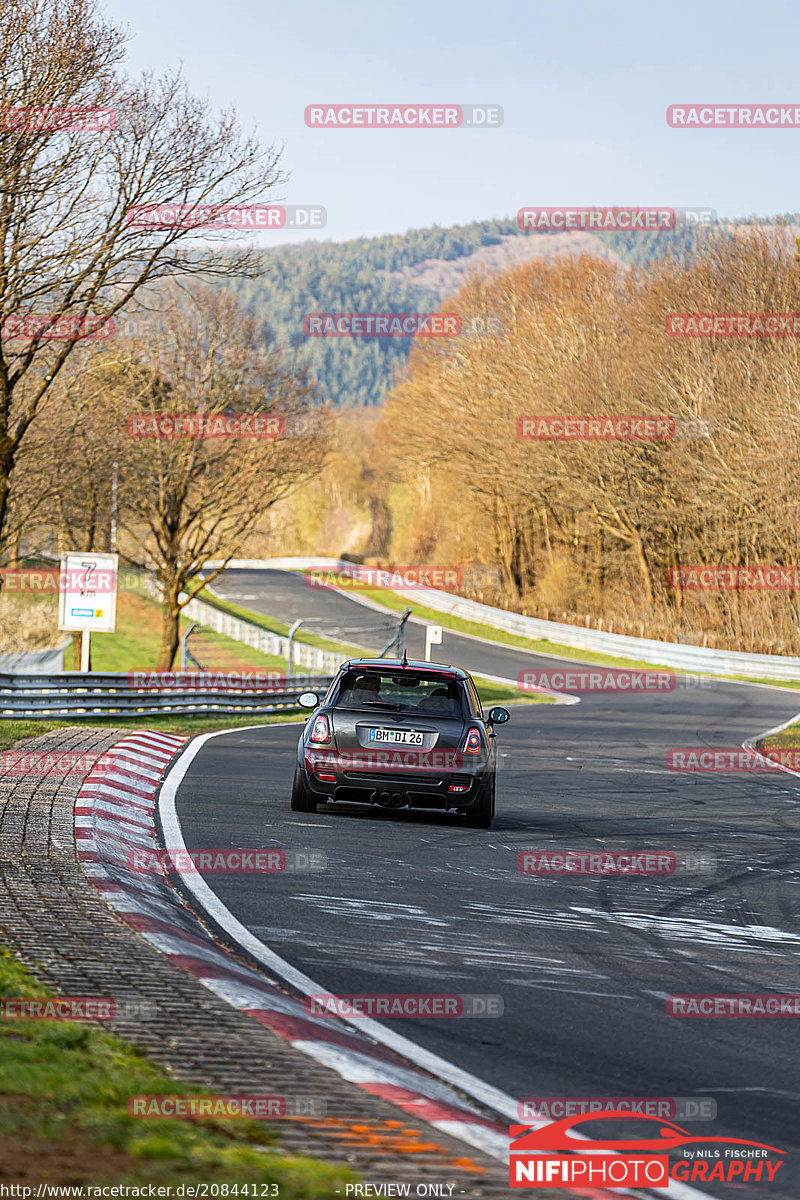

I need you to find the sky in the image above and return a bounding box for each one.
[100,0,795,245]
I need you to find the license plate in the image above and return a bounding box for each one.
[368,728,424,745]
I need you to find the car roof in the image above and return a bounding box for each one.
[341,658,469,680]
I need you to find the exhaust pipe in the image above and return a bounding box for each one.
[373,790,405,808]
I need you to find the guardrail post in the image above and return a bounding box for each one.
[80,630,91,672]
[180,621,197,671]
[287,619,302,676]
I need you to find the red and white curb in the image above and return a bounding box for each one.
[74,732,510,1160]
[75,727,704,1200]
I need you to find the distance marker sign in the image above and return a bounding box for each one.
[57,552,118,632]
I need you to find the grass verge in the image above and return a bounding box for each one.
[756,715,800,755]
[472,678,549,706]
[0,947,353,1191]
[726,674,800,690]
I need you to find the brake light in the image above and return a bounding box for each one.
[310,714,331,744]
[463,727,482,754]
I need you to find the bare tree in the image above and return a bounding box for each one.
[376,231,800,652]
[0,0,284,556]
[107,286,324,669]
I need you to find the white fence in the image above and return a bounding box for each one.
[207,557,800,683]
[181,594,349,675]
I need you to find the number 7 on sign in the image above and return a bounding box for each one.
[80,560,96,594]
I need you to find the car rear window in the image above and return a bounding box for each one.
[334,670,467,716]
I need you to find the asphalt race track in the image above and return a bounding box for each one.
[174,569,800,1198]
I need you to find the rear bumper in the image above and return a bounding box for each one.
[301,748,492,811]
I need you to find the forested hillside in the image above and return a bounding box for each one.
[226,214,777,406]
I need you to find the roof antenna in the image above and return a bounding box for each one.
[401,648,408,667]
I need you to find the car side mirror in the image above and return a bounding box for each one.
[487,706,510,725]
[297,691,320,709]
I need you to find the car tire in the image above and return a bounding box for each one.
[463,775,495,829]
[290,766,318,813]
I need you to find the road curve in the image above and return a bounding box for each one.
[173,569,800,1198]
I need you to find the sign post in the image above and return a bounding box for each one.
[57,553,119,671]
[425,624,443,662]
[80,629,91,671]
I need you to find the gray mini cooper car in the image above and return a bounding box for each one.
[290,657,509,828]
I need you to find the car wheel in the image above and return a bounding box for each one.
[290,766,318,813]
[463,775,495,829]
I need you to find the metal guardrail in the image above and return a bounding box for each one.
[0,673,333,719]
[208,557,800,683]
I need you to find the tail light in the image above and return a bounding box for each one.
[310,713,331,744]
[463,727,482,754]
